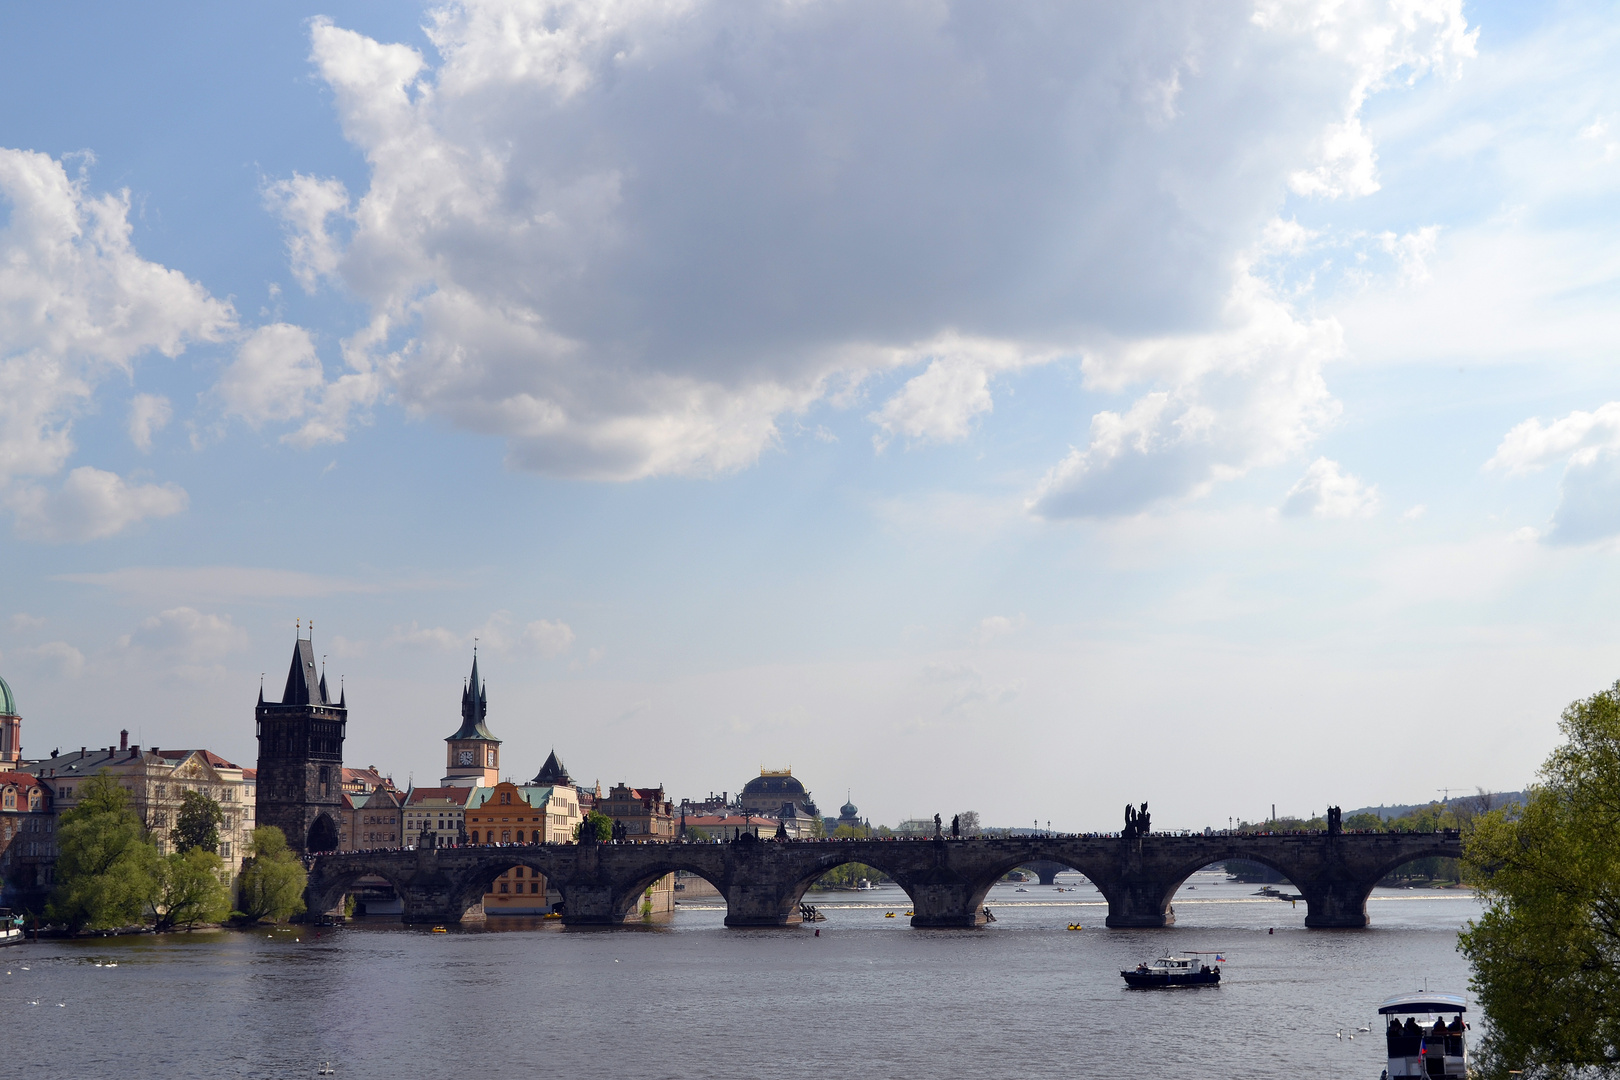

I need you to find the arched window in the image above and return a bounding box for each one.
[501,830,511,843]
[498,882,508,893]
[499,791,511,805]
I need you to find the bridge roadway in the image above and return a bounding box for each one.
[305,830,1461,929]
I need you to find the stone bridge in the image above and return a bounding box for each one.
[305,831,1460,929]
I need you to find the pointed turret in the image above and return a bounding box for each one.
[442,652,500,786]
[279,639,324,705]
[530,749,573,787]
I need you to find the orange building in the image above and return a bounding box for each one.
[466,780,583,915]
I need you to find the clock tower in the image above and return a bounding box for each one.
[442,653,500,787]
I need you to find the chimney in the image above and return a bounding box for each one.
[120,730,128,751]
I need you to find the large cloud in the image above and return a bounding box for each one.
[1488,403,1620,545]
[283,0,1474,486]
[0,148,233,539]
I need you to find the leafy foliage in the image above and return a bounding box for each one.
[155,848,231,931]
[1460,681,1620,1079]
[47,773,162,932]
[575,810,612,842]
[170,790,223,855]
[235,826,307,924]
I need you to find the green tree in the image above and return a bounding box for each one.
[1460,679,1620,1078]
[154,848,231,931]
[574,810,612,842]
[47,773,162,932]
[235,826,307,924]
[170,790,223,855]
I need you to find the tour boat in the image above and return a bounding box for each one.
[855,879,875,891]
[0,909,23,946]
[1120,953,1221,989]
[1378,992,1468,1078]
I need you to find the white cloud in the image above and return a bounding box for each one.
[0,148,230,534]
[217,323,324,427]
[1281,457,1380,518]
[22,640,84,678]
[522,618,575,658]
[121,607,249,662]
[868,336,1053,451]
[214,322,381,448]
[127,393,172,452]
[1028,273,1343,519]
[1485,403,1620,545]
[1260,0,1477,199]
[279,1,1470,482]
[9,613,45,632]
[975,615,1027,645]
[1487,403,1620,476]
[8,466,188,542]
[263,173,350,292]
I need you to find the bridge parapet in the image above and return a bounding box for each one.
[303,831,1462,930]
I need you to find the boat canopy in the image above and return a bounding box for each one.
[1379,993,1467,1015]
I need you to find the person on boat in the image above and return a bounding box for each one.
[1447,1016,1464,1033]
[1403,1018,1421,1036]
[1388,1019,1403,1037]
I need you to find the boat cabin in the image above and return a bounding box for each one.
[1379,993,1467,1079]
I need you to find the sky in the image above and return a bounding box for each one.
[2,0,1619,832]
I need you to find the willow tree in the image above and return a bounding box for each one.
[47,773,162,932]
[1460,680,1620,1078]
[236,826,307,924]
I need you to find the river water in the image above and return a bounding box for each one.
[7,869,1479,1079]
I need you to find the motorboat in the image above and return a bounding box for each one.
[1121,953,1221,989]
[1378,993,1468,1078]
[855,878,875,891]
[0,909,23,946]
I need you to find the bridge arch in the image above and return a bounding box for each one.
[304,860,415,918]
[944,846,1121,926]
[439,849,574,919]
[774,847,924,920]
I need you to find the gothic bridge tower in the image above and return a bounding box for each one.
[442,652,499,787]
[255,634,347,854]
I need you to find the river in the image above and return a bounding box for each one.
[6,869,1478,1079]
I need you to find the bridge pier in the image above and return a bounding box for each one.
[1300,880,1374,928]
[907,882,988,927]
[1025,860,1067,887]
[723,884,803,927]
[1102,881,1175,929]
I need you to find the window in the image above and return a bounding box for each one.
[486,748,496,767]
[515,867,524,878]
[501,830,511,843]
[531,882,540,894]
[499,791,511,806]
[498,882,508,893]
[220,842,231,859]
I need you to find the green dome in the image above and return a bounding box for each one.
[0,675,14,716]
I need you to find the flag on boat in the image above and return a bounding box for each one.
[1419,1038,1427,1058]
[1214,954,1225,962]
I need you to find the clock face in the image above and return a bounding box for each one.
[458,750,474,766]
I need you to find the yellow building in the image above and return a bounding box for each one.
[467,780,583,915]
[403,786,475,847]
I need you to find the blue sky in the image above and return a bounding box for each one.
[3,0,1619,829]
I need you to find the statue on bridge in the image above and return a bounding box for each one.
[951,814,960,839]
[1123,801,1151,841]
[934,813,942,839]
[1327,805,1342,836]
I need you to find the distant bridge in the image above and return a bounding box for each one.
[305,831,1461,929]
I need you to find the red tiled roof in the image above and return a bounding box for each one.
[405,787,475,806]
